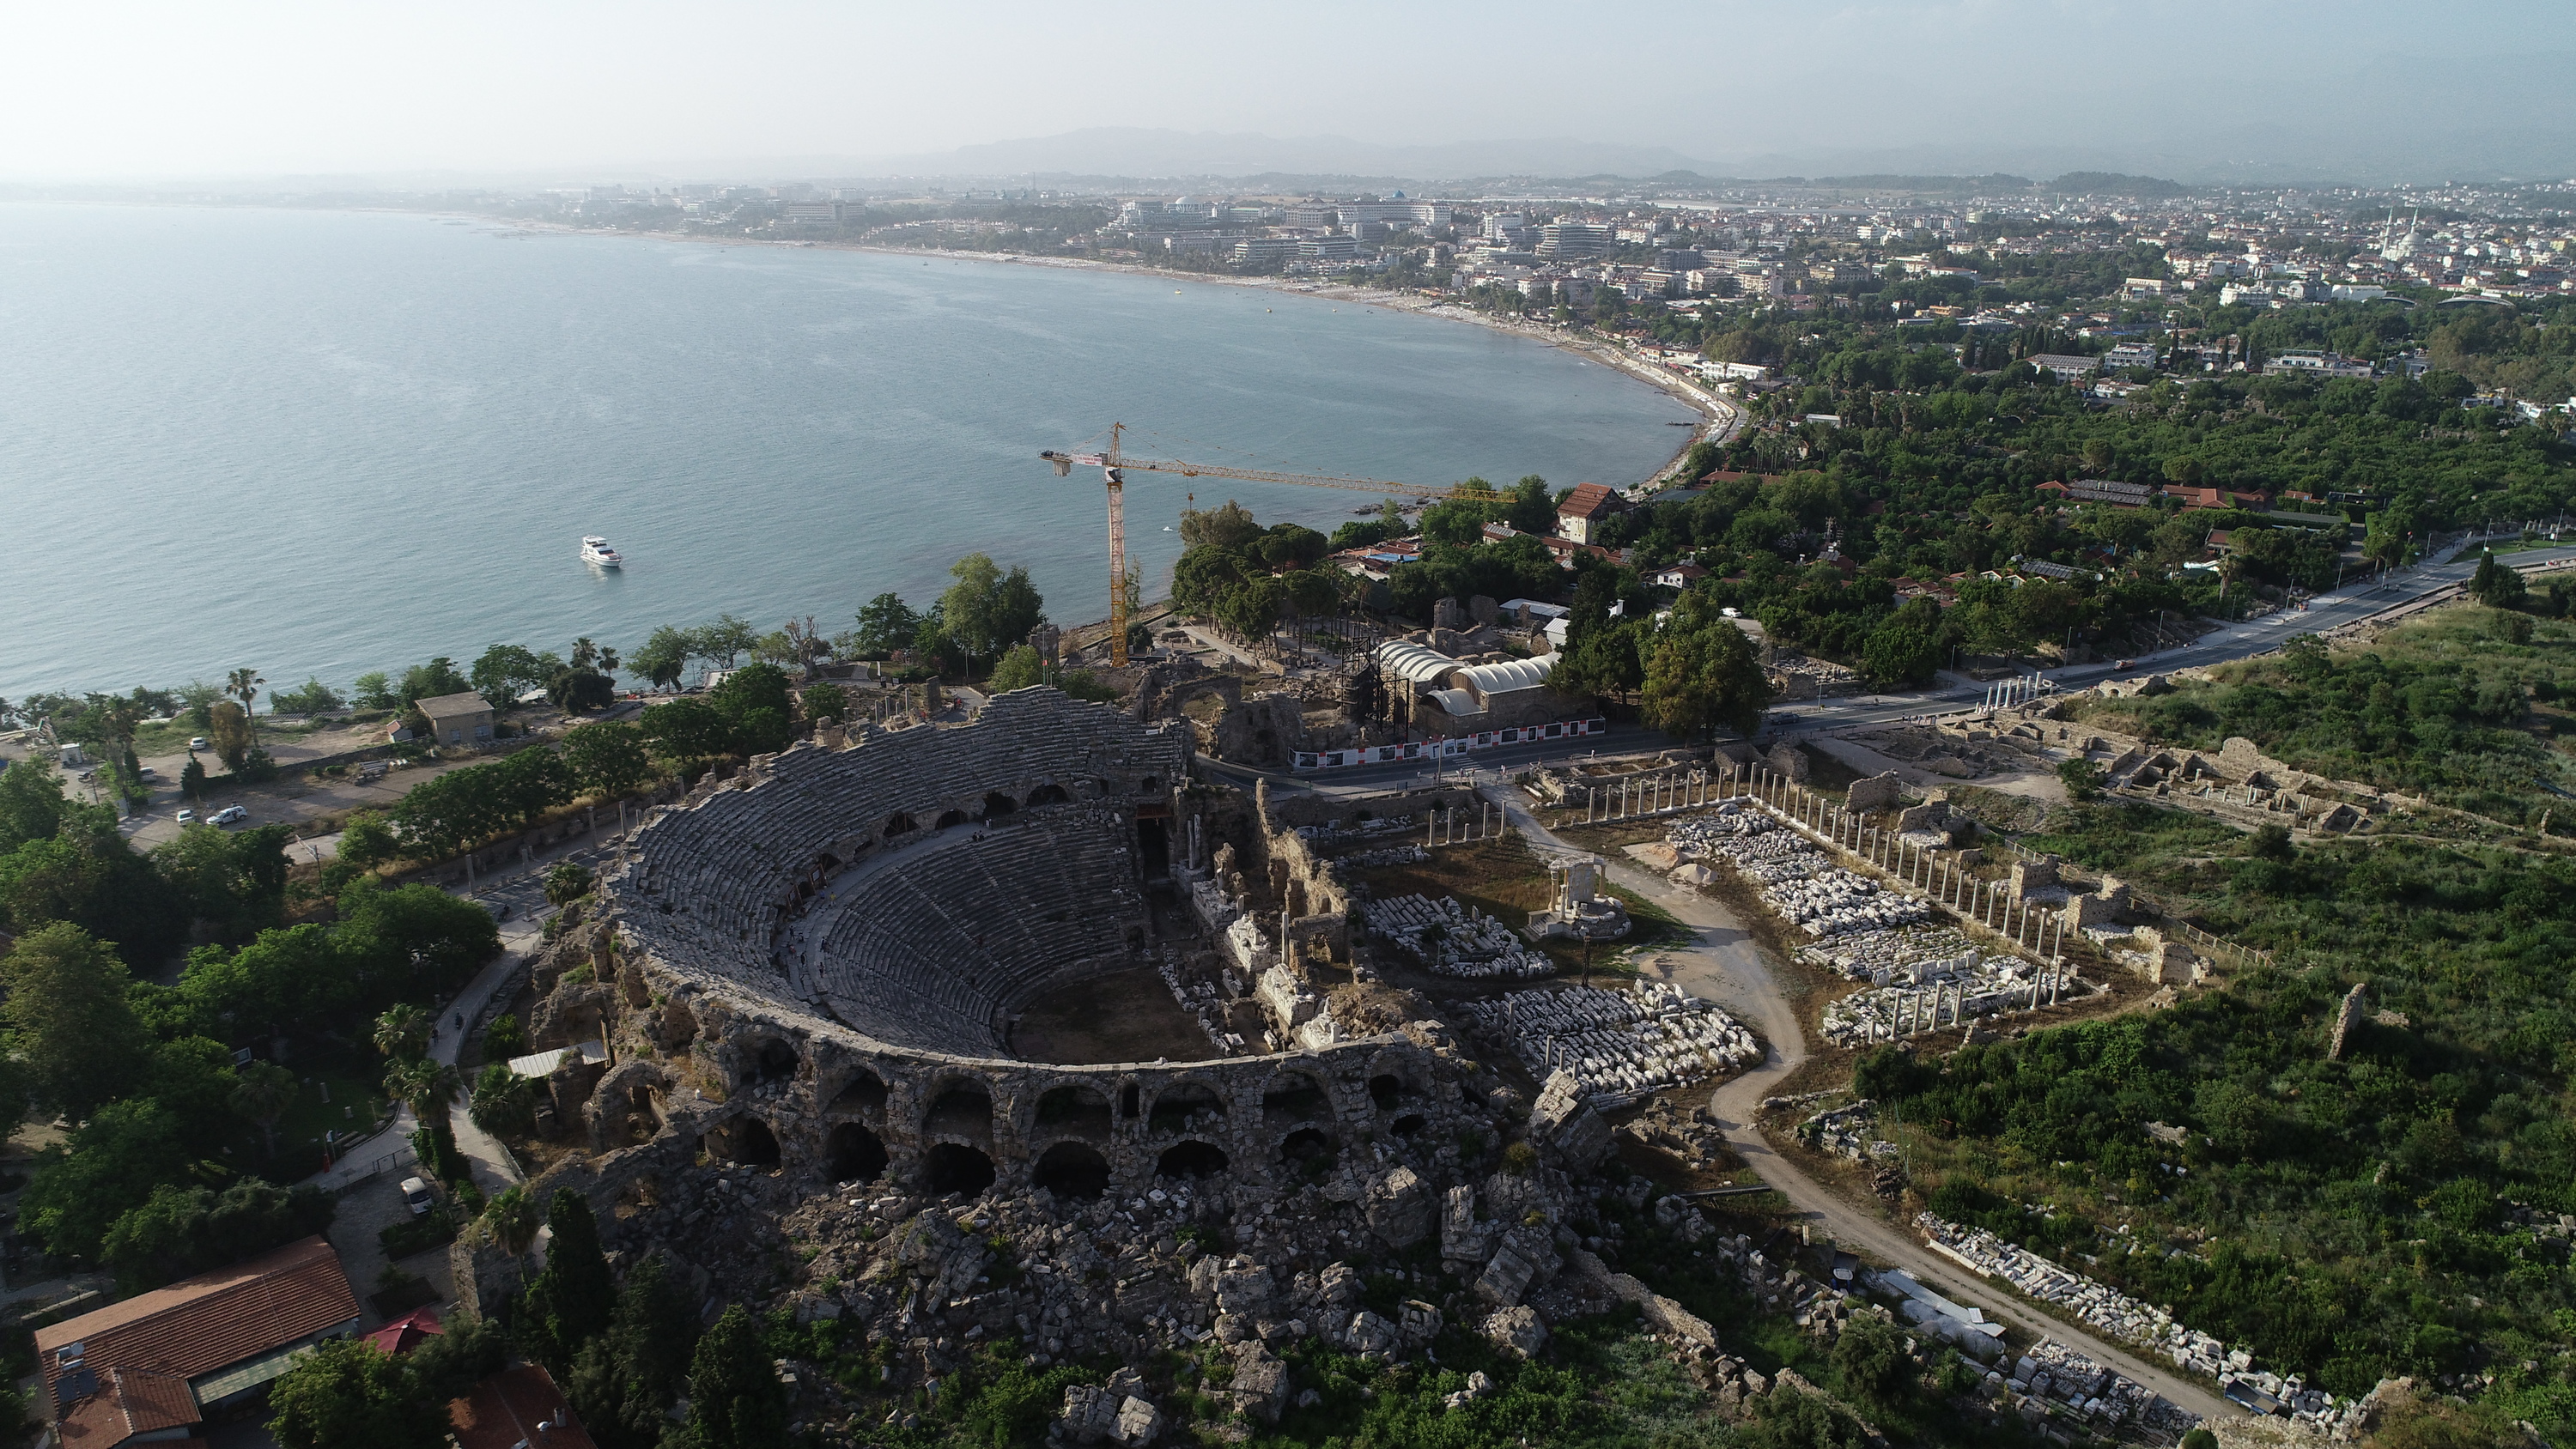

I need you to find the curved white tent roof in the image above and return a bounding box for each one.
[1458,657,1552,695]
[1376,640,1457,685]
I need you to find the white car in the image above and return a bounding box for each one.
[189,736,210,751]
[399,1177,435,1217]
[210,806,248,826]
[175,809,197,824]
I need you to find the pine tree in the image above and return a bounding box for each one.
[682,1306,786,1449]
[526,1189,616,1370]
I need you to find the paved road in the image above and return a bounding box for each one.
[1472,779,2240,1423]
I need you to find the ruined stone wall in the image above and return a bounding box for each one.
[571,949,1466,1209]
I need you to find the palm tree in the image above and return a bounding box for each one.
[227,668,265,743]
[231,1061,298,1158]
[386,1059,460,1129]
[374,1003,431,1063]
[483,1185,541,1287]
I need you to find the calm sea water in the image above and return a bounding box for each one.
[0,203,1687,700]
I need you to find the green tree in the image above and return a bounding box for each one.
[2470,550,2526,608]
[350,671,399,710]
[639,696,733,761]
[469,644,557,710]
[3,922,146,1120]
[707,663,793,755]
[937,554,1045,674]
[386,1059,461,1136]
[1176,499,1261,551]
[696,614,759,670]
[398,656,473,706]
[231,1061,299,1158]
[1827,1314,1911,1406]
[987,645,1046,693]
[849,593,920,658]
[21,1099,190,1258]
[481,1185,542,1285]
[544,861,595,908]
[568,1252,702,1448]
[267,677,345,714]
[627,625,695,691]
[526,1188,617,1372]
[1859,614,1945,689]
[374,1003,431,1062]
[799,682,848,724]
[470,1061,537,1136]
[338,811,399,870]
[682,1305,788,1449]
[101,1177,333,1294]
[562,720,653,797]
[1638,620,1771,741]
[267,1337,449,1449]
[2057,757,2104,801]
[225,667,265,739]
[206,699,253,772]
[483,1012,529,1059]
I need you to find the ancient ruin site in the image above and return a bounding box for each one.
[463,687,1814,1445]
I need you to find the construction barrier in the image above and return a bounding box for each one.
[1291,718,1606,773]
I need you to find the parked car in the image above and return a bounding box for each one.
[135,765,157,779]
[188,736,210,751]
[399,1177,435,1217]
[175,809,197,824]
[210,806,248,826]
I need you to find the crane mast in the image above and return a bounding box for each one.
[1041,421,1448,667]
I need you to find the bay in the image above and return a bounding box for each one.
[0,203,1687,700]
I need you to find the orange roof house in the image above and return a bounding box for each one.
[1555,482,1630,545]
[450,1365,599,1449]
[36,1237,361,1448]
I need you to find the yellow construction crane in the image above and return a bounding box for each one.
[1041,421,1453,666]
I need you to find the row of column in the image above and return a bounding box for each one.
[1741,763,2069,967]
[1428,801,1499,846]
[1583,769,1723,824]
[1982,674,2048,711]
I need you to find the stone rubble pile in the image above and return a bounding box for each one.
[1795,1100,1892,1161]
[1154,947,1247,1055]
[1815,934,2082,1047]
[1359,894,1555,979]
[1669,803,1929,937]
[1919,1214,2358,1434]
[1334,844,1431,870]
[1799,923,1982,985]
[1993,1337,2199,1435]
[1454,982,1759,1106]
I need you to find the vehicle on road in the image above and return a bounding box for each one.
[210,806,248,826]
[399,1177,435,1217]
[175,809,196,824]
[2113,659,2135,671]
[136,765,157,779]
[189,736,210,751]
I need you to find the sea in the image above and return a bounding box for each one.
[0,203,1690,700]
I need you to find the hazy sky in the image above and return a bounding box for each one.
[6,1,2569,180]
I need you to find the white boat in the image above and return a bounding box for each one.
[580,536,623,567]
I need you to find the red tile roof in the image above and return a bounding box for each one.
[1557,482,1626,519]
[451,1366,599,1449]
[38,1237,360,1449]
[366,1307,444,1356]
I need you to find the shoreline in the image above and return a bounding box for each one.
[519,218,1737,492]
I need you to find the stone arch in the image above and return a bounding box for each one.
[1368,1064,1419,1110]
[1137,776,1161,795]
[1390,1113,1427,1138]
[1262,1072,1334,1127]
[826,1068,888,1118]
[826,1123,888,1184]
[1279,1125,1335,1167]
[935,809,971,830]
[922,1142,996,1197]
[1032,1141,1110,1200]
[746,1038,799,1087]
[708,1115,781,1167]
[982,791,1018,819]
[1027,783,1071,808]
[884,811,915,839]
[925,1081,994,1142]
[1147,1081,1226,1135]
[660,1000,700,1051]
[1156,1140,1229,1179]
[1035,1083,1113,1142]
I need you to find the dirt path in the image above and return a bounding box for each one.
[1474,780,2238,1425]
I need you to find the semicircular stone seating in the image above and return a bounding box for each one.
[611,688,1188,1058]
